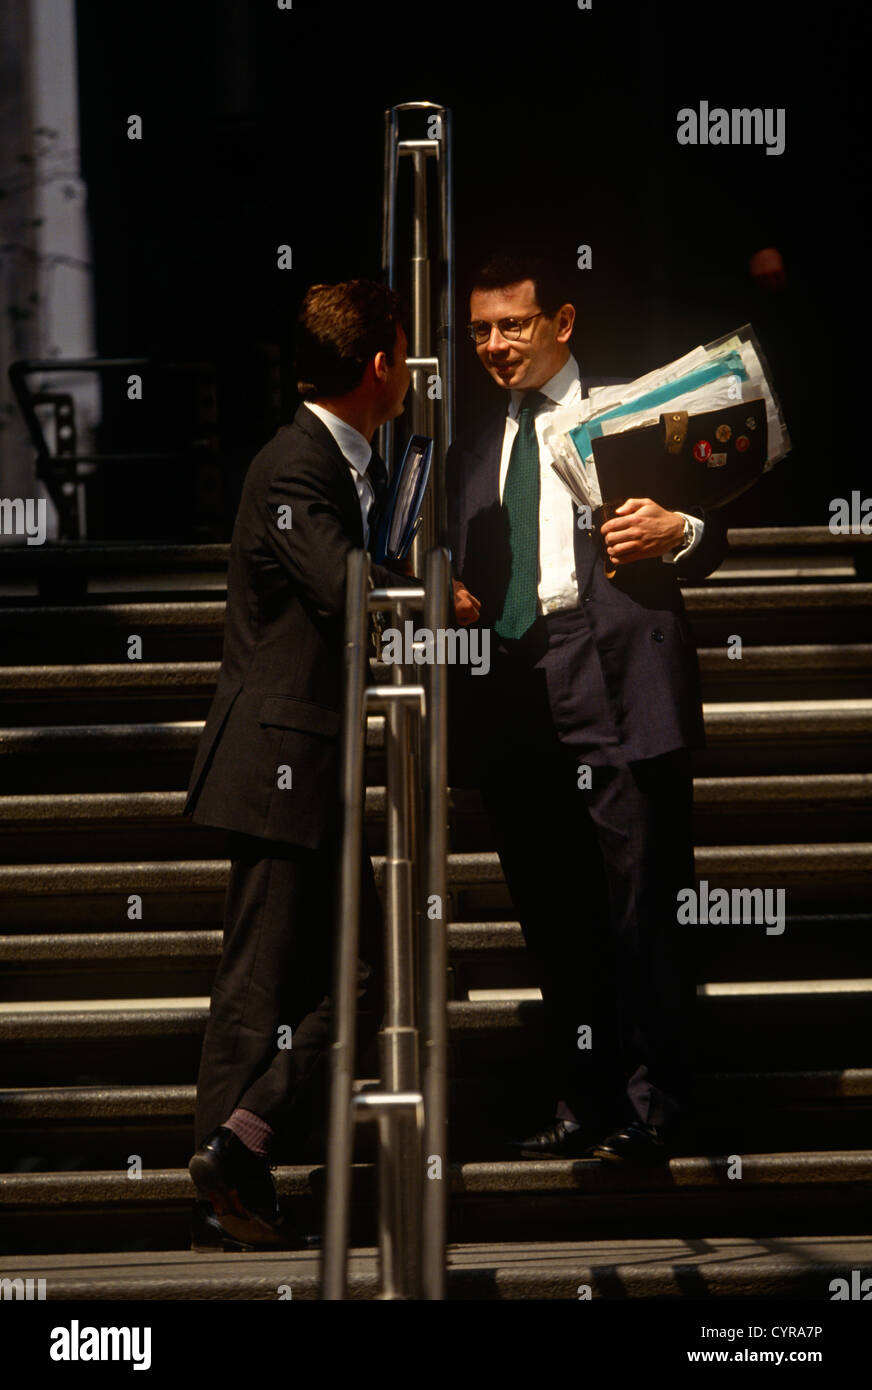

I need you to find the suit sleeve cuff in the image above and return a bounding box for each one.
[662,511,705,564]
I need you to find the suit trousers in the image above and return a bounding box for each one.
[477,612,696,1131]
[193,827,385,1149]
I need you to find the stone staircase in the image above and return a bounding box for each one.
[1,529,871,1298]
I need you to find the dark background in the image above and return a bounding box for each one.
[74,0,861,537]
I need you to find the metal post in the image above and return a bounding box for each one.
[421,547,450,1299]
[377,613,424,1299]
[380,108,399,474]
[437,108,454,551]
[410,147,431,448]
[321,558,448,1301]
[379,104,455,572]
[321,549,371,1301]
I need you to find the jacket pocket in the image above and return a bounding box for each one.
[258,696,340,738]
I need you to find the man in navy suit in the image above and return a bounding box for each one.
[445,251,728,1165]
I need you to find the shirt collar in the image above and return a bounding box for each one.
[508,354,581,418]
[304,401,373,475]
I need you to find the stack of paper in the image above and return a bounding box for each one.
[545,324,790,511]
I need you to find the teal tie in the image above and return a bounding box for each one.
[495,390,547,640]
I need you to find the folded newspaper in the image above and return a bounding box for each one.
[545,324,790,511]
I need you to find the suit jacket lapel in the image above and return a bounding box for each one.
[466,406,507,516]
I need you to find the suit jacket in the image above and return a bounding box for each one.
[443,377,729,780]
[184,404,415,849]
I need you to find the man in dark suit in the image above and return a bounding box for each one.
[445,251,728,1166]
[184,280,417,1249]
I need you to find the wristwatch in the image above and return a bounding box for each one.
[672,514,693,557]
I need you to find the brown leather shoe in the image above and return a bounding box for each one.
[190,1199,318,1252]
[508,1118,601,1160]
[591,1121,670,1167]
[189,1125,306,1249]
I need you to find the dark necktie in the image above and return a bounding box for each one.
[366,451,389,551]
[495,390,547,640]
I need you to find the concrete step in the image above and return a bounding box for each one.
[0,601,228,665]
[0,527,866,585]
[4,1094,870,1176]
[0,930,224,1001]
[1,989,870,1084]
[708,526,871,586]
[2,644,870,725]
[3,909,870,1001]
[724,527,872,555]
[1,775,870,864]
[4,1069,870,1127]
[446,912,872,993]
[709,555,859,583]
[0,792,230,863]
[0,525,865,573]
[444,992,872,1073]
[2,1152,871,1255]
[696,645,872,701]
[682,583,872,645]
[0,718,387,793]
[697,702,872,774]
[1,583,870,665]
[3,1071,870,1171]
[0,845,869,930]
[0,543,230,601]
[0,663,220,725]
[2,704,871,797]
[4,1235,872,1300]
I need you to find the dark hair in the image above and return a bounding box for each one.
[470,251,572,320]
[295,280,407,398]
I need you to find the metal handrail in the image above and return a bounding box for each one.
[379,102,455,574]
[321,546,450,1300]
[420,546,449,1298]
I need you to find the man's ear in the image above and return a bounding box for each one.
[372,350,390,384]
[556,303,575,342]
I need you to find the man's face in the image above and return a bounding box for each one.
[384,322,411,418]
[469,279,573,392]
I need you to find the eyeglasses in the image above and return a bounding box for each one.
[466,312,544,345]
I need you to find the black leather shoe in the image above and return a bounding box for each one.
[591,1121,670,1167]
[508,1118,600,1160]
[189,1199,318,1253]
[189,1125,301,1248]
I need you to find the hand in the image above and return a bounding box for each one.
[453,578,481,626]
[599,499,685,565]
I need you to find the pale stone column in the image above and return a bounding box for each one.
[0,0,97,541]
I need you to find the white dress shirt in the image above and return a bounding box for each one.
[304,401,377,546]
[498,355,704,614]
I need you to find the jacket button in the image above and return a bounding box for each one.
[651,628,665,642]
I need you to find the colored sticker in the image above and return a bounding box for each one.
[715,423,732,443]
[746,416,757,430]
[735,435,750,453]
[707,452,728,468]
[693,439,711,462]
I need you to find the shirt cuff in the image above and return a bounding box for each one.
[662,511,704,564]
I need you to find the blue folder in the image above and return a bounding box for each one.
[373,434,433,563]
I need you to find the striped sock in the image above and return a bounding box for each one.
[223,1107,274,1159]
